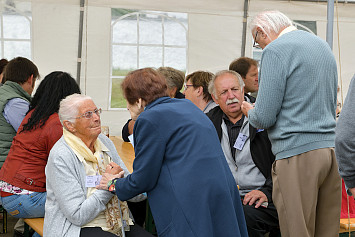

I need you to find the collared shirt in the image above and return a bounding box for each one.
[278,25,298,38]
[203,100,218,114]
[222,114,245,159]
[3,98,30,131]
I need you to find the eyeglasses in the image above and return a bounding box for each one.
[184,84,194,91]
[74,108,102,119]
[253,31,261,49]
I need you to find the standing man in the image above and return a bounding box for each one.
[241,10,341,237]
[183,70,217,113]
[229,57,258,101]
[207,70,279,237]
[336,74,355,195]
[0,57,39,168]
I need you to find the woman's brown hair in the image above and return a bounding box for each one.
[121,68,168,105]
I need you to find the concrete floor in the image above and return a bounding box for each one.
[1,212,17,237]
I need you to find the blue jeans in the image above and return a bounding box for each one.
[0,192,46,218]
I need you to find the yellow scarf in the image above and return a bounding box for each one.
[63,129,133,236]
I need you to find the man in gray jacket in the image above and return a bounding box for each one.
[335,74,355,195]
[207,70,279,237]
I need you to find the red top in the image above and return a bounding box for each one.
[0,111,62,192]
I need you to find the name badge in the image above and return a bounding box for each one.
[86,175,102,187]
[234,133,248,151]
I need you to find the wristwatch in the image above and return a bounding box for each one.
[107,178,118,194]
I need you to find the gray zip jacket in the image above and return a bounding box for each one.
[220,116,265,196]
[43,134,136,237]
[335,74,355,191]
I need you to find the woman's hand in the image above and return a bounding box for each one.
[105,162,123,175]
[96,172,124,190]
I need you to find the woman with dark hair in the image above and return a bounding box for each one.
[0,72,81,225]
[98,68,248,237]
[0,58,8,86]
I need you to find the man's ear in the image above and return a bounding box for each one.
[257,27,268,40]
[27,74,34,86]
[211,93,218,104]
[169,87,178,98]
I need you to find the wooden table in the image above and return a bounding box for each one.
[109,136,135,173]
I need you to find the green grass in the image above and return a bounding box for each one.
[111,78,126,108]
[110,68,135,108]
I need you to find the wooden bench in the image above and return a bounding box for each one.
[339,218,355,233]
[24,218,44,237]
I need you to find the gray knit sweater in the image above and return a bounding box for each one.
[335,74,355,189]
[248,30,337,160]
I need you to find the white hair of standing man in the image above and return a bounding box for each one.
[59,93,92,125]
[250,10,293,38]
[208,70,245,99]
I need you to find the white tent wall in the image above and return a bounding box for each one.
[25,0,355,136]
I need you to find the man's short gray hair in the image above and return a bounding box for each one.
[250,10,292,37]
[157,67,185,91]
[59,94,92,125]
[208,70,245,99]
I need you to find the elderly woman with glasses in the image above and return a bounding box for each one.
[43,94,152,237]
[97,68,248,237]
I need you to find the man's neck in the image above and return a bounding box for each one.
[226,113,243,124]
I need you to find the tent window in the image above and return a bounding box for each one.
[0,1,32,59]
[110,9,188,109]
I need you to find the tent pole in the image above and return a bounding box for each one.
[326,0,334,50]
[76,0,85,85]
[241,0,249,57]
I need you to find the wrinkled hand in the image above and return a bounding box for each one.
[243,190,268,208]
[96,172,124,190]
[241,101,254,117]
[105,162,123,175]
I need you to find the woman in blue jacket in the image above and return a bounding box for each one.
[98,68,248,237]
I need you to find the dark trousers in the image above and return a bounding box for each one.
[127,200,147,227]
[80,224,154,237]
[243,202,279,237]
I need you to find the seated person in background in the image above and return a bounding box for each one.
[0,57,39,168]
[207,70,279,237]
[183,70,217,113]
[98,68,248,237]
[44,94,150,237]
[229,57,259,102]
[157,66,185,99]
[0,58,8,86]
[122,66,185,143]
[0,72,80,237]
